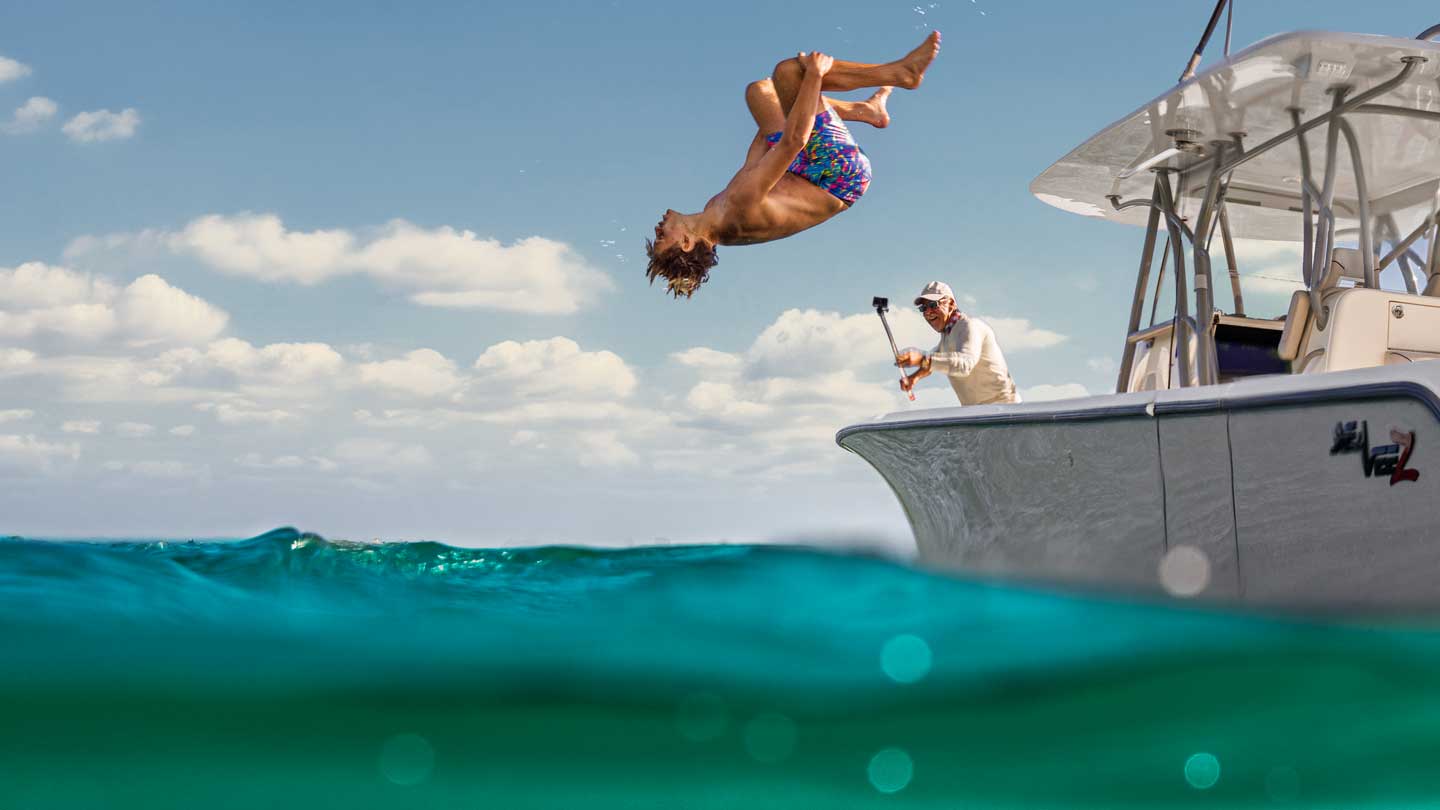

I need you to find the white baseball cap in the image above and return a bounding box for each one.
[914,281,954,305]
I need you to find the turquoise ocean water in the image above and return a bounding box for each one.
[3,526,1439,808]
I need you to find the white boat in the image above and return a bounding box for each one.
[838,21,1440,611]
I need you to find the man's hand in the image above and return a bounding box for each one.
[900,366,931,393]
[895,349,930,368]
[798,51,835,77]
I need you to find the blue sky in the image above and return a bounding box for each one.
[3,1,1438,548]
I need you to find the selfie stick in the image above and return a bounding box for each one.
[872,297,915,402]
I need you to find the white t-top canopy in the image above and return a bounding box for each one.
[1031,31,1440,241]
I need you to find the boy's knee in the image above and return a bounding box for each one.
[771,57,802,83]
[745,78,775,101]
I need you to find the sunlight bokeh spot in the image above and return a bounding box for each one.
[743,713,797,764]
[867,747,914,794]
[379,733,435,786]
[1184,752,1221,790]
[881,634,933,684]
[1159,546,1211,597]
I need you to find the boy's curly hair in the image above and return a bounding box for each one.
[645,238,719,299]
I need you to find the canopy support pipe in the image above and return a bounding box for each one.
[1218,202,1245,315]
[1117,177,1165,393]
[1336,118,1378,289]
[1150,237,1171,327]
[1303,90,1349,331]
[1429,209,1440,280]
[1355,103,1440,122]
[1291,109,1316,286]
[1378,214,1428,293]
[1155,173,1196,388]
[1189,147,1229,385]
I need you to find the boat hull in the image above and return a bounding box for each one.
[838,364,1440,611]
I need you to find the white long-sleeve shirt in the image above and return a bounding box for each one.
[930,313,1020,405]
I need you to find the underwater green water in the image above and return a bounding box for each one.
[2,527,1438,808]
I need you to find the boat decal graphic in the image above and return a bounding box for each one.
[1330,421,1421,486]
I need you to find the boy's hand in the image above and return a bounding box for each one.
[798,51,834,77]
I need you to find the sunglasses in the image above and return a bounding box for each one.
[917,300,943,312]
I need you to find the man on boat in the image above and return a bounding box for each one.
[646,32,943,298]
[897,281,1021,405]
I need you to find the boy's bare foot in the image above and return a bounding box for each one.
[854,87,893,128]
[897,31,941,89]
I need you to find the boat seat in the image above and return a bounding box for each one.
[1277,291,1310,361]
[1276,249,1369,364]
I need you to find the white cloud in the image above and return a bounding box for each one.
[62,420,101,434]
[744,308,893,378]
[236,453,336,471]
[116,274,229,346]
[473,337,636,399]
[684,380,773,421]
[0,55,31,84]
[1087,356,1117,375]
[0,263,226,347]
[358,349,463,398]
[0,409,33,423]
[115,421,155,438]
[102,459,205,479]
[62,108,141,143]
[198,339,343,385]
[0,302,115,342]
[985,317,1068,351]
[0,348,36,369]
[1021,383,1090,402]
[670,347,744,379]
[168,215,353,284]
[0,434,79,474]
[0,262,113,308]
[169,424,195,437]
[576,431,639,468]
[0,263,117,341]
[152,214,613,314]
[333,437,432,469]
[657,311,923,476]
[196,400,299,425]
[2,96,57,134]
[352,408,457,430]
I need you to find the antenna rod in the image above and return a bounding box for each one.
[1179,0,1232,83]
[1223,0,1233,56]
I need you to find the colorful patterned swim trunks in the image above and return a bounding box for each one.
[765,107,871,206]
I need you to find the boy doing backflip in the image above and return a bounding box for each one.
[646,32,942,297]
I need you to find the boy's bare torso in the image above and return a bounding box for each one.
[707,161,847,246]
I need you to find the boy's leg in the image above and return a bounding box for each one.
[745,78,786,133]
[771,31,940,113]
[748,77,889,130]
[826,88,892,129]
